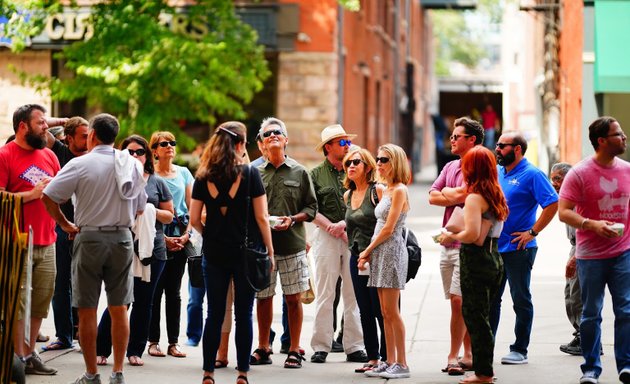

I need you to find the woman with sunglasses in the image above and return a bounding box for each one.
[440,146,508,384]
[95,135,175,366]
[189,121,274,384]
[147,131,196,359]
[358,144,411,379]
[342,148,388,374]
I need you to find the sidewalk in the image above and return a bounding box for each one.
[29,183,619,384]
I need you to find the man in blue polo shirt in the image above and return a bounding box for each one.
[490,132,558,365]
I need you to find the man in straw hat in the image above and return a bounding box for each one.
[309,124,367,364]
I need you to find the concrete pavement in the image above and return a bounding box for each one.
[28,179,620,384]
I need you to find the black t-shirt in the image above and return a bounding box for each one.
[51,140,76,220]
[145,174,173,260]
[192,165,265,267]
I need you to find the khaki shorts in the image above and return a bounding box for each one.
[256,250,310,299]
[17,244,56,320]
[72,230,134,308]
[440,246,462,299]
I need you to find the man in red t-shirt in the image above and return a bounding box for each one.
[0,104,61,375]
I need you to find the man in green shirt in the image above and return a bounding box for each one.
[309,125,367,364]
[251,117,318,369]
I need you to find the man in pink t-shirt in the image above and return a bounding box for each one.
[0,104,61,376]
[558,116,630,384]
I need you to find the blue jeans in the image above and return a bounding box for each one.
[51,225,76,346]
[187,282,206,344]
[577,249,630,376]
[349,252,386,361]
[97,259,166,357]
[202,257,255,372]
[483,129,495,149]
[490,247,537,355]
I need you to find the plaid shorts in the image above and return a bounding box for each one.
[256,250,310,299]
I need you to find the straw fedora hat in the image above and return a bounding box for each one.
[315,124,357,151]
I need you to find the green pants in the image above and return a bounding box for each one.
[460,238,504,377]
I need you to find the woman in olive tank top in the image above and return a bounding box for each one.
[342,148,387,374]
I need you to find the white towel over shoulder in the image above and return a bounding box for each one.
[132,203,156,282]
[114,149,147,200]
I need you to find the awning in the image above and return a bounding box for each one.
[594,0,630,93]
[420,0,477,10]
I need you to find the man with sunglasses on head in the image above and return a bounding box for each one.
[41,117,90,353]
[429,116,484,375]
[490,132,558,365]
[309,124,367,365]
[251,117,318,369]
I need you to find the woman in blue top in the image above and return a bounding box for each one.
[190,121,274,384]
[147,131,195,359]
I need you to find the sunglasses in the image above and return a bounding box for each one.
[344,159,363,167]
[495,143,515,149]
[262,129,284,138]
[375,157,390,164]
[127,148,146,156]
[449,134,471,141]
[337,139,352,147]
[154,140,177,148]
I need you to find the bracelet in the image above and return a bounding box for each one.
[580,218,589,229]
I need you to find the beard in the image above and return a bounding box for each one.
[496,150,516,166]
[25,127,46,149]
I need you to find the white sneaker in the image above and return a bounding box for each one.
[500,351,528,365]
[365,361,389,377]
[619,368,630,384]
[380,363,410,379]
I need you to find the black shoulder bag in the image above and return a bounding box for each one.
[370,183,421,282]
[242,165,272,292]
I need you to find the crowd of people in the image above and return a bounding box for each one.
[1,104,628,384]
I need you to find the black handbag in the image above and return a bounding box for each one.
[187,254,205,289]
[242,165,271,292]
[404,227,422,282]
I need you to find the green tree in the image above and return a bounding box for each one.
[5,0,270,148]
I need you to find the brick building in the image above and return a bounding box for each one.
[1,1,435,170]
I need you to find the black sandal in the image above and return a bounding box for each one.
[236,375,249,384]
[284,351,304,369]
[202,376,215,384]
[250,348,272,365]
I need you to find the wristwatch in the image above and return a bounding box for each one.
[528,228,538,237]
[289,216,296,227]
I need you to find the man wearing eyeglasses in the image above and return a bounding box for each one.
[42,116,90,353]
[309,124,367,365]
[558,117,629,384]
[491,132,558,365]
[429,116,484,375]
[251,117,318,369]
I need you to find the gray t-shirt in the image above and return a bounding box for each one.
[145,174,173,260]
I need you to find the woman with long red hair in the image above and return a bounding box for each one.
[441,146,508,384]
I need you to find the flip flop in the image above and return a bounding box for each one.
[97,356,107,366]
[128,356,144,366]
[37,333,50,343]
[355,363,375,373]
[41,340,73,352]
[214,359,228,369]
[459,361,473,371]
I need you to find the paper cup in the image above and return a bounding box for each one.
[269,215,281,227]
[610,223,625,237]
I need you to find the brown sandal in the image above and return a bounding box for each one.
[168,343,187,358]
[148,343,166,357]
